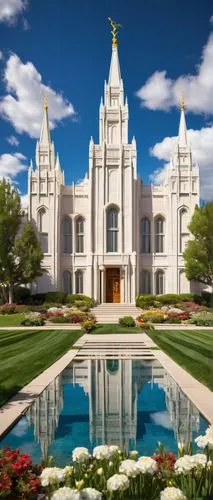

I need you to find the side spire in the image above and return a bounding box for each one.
[178,93,188,147]
[39,94,51,145]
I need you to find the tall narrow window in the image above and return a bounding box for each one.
[155,216,165,253]
[107,207,118,252]
[63,217,72,253]
[156,270,165,295]
[76,270,83,294]
[38,208,48,253]
[76,217,84,253]
[140,270,151,294]
[140,217,151,253]
[63,271,72,294]
[180,209,189,253]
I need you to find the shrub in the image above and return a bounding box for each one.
[44,291,66,304]
[0,447,41,498]
[28,305,48,314]
[49,316,69,324]
[66,310,87,324]
[201,291,213,307]
[137,310,165,323]
[0,303,17,314]
[31,293,46,304]
[14,304,30,314]
[136,295,156,308]
[183,301,203,313]
[66,293,95,308]
[21,316,45,327]
[178,293,194,302]
[13,286,31,304]
[157,294,180,305]
[166,317,181,324]
[167,311,189,321]
[119,316,136,327]
[139,321,155,331]
[81,319,97,332]
[188,311,213,326]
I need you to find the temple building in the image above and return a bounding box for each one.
[28,30,199,303]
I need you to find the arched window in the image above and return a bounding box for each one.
[63,217,72,253]
[76,270,83,294]
[38,208,48,253]
[155,216,165,253]
[107,207,118,252]
[179,209,189,253]
[63,270,72,294]
[140,217,151,253]
[156,270,165,295]
[76,217,84,253]
[140,270,151,294]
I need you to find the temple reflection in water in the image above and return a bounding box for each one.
[27,359,200,458]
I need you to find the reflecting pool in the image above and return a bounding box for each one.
[0,359,209,465]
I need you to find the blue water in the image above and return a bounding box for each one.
[0,359,209,465]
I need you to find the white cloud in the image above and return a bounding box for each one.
[0,152,27,179]
[20,192,28,208]
[151,411,173,430]
[0,0,27,25]
[136,33,213,114]
[149,126,213,200]
[6,135,20,146]
[0,54,76,137]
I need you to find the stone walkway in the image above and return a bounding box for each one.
[74,333,155,359]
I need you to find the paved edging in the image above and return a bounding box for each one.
[0,336,88,438]
[142,333,213,424]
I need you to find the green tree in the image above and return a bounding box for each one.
[183,203,213,290]
[0,180,43,303]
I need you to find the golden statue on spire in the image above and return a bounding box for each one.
[180,92,185,110]
[108,17,122,47]
[43,94,48,111]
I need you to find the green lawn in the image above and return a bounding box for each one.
[93,324,141,334]
[0,329,82,407]
[148,329,213,390]
[0,313,25,326]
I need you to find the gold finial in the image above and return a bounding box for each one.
[44,94,48,111]
[180,92,185,110]
[108,17,122,47]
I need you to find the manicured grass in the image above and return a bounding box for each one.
[148,329,213,390]
[0,313,25,326]
[93,324,141,334]
[0,329,82,407]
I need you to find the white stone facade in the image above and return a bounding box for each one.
[28,43,200,303]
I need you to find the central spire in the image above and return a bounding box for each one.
[108,17,122,86]
[178,93,188,147]
[40,94,51,146]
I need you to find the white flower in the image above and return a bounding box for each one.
[205,425,213,449]
[174,454,207,474]
[137,456,158,475]
[40,467,66,486]
[51,487,81,500]
[119,459,140,477]
[107,474,129,492]
[192,453,207,467]
[64,466,73,475]
[160,486,187,500]
[72,447,90,463]
[195,435,208,449]
[48,307,62,313]
[109,445,120,455]
[129,450,138,459]
[93,445,111,460]
[80,488,102,500]
[96,468,103,476]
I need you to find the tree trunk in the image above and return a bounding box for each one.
[8,284,13,304]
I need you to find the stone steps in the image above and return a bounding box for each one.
[92,303,141,324]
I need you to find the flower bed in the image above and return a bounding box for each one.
[1,427,212,499]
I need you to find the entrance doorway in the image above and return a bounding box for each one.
[106,268,120,303]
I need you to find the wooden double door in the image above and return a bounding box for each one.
[106,268,120,303]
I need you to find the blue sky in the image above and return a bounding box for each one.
[0,0,213,203]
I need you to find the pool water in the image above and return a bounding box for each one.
[0,359,208,465]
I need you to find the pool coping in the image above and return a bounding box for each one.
[0,332,212,439]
